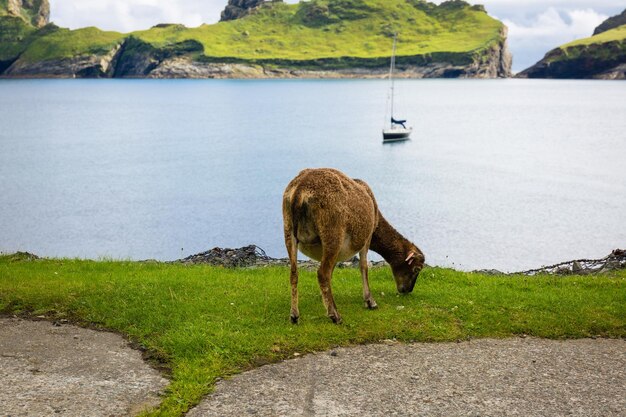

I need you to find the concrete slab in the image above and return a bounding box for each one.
[0,318,168,417]
[188,338,626,417]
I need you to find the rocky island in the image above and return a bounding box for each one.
[518,8,626,79]
[1,0,512,78]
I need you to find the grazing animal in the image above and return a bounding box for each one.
[282,168,425,324]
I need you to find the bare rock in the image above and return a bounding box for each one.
[220,0,283,22]
[7,0,50,28]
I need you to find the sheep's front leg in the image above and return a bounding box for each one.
[359,246,377,309]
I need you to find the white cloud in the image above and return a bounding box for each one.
[51,0,219,32]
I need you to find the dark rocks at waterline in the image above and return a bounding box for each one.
[172,245,385,269]
[176,245,272,267]
[7,251,40,262]
[474,249,626,276]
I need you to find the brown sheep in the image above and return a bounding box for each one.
[282,168,425,323]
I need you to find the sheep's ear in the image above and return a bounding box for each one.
[405,252,415,265]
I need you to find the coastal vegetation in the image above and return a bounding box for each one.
[563,24,626,48]
[131,0,503,61]
[1,254,624,416]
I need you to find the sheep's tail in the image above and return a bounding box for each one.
[289,189,310,244]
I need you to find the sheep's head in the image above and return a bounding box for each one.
[391,244,425,294]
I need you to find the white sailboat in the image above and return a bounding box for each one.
[382,34,412,142]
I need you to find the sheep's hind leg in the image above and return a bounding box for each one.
[285,232,300,324]
[359,246,377,309]
[318,246,341,324]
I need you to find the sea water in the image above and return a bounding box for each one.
[1,79,625,271]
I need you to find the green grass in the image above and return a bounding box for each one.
[18,26,125,62]
[563,24,626,48]
[133,0,503,60]
[13,0,504,66]
[0,15,36,62]
[0,0,8,16]
[2,255,624,416]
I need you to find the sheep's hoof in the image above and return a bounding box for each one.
[329,314,342,324]
[290,314,299,324]
[365,299,378,310]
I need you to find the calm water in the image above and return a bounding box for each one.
[1,79,625,271]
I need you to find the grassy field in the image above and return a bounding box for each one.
[8,0,504,65]
[1,254,624,416]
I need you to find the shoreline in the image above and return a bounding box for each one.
[5,247,625,276]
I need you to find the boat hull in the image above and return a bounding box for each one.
[382,128,412,141]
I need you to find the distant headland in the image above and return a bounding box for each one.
[1,0,511,79]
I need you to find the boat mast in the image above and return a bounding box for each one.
[389,33,397,127]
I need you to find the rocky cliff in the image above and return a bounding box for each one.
[1,0,512,79]
[6,0,49,27]
[220,0,282,22]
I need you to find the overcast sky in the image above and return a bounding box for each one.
[50,0,625,72]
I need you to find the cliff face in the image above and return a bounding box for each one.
[1,0,512,79]
[220,0,281,22]
[6,0,49,28]
[518,26,626,79]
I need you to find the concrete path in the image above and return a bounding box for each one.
[0,318,168,417]
[188,338,626,417]
[1,318,624,417]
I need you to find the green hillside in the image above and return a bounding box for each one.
[0,15,54,71]
[132,0,503,61]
